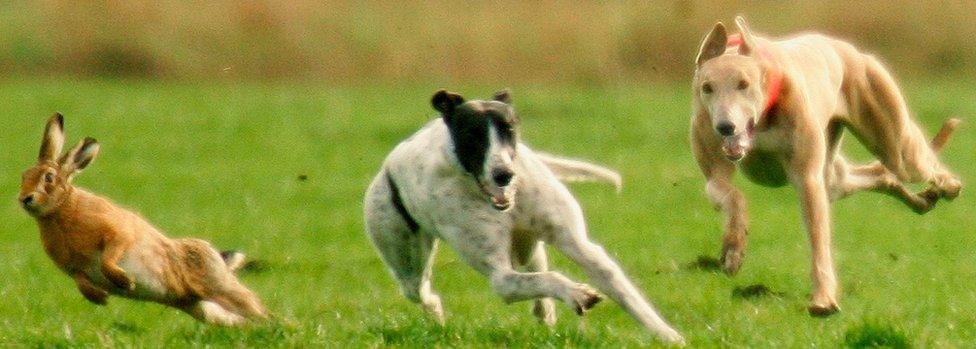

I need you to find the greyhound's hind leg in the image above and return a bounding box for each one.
[513,238,557,326]
[827,156,936,213]
[365,176,444,324]
[855,55,961,200]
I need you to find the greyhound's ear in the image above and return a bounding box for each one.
[734,16,758,56]
[431,89,465,115]
[696,22,727,66]
[492,89,512,104]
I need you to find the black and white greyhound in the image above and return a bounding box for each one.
[364,89,684,345]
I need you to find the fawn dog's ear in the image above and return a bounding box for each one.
[432,89,465,115]
[696,22,728,66]
[60,137,100,176]
[39,113,65,163]
[492,89,512,104]
[734,16,759,57]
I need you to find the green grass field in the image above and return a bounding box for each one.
[0,79,974,347]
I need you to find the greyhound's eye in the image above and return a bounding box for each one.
[44,172,55,183]
[737,80,749,90]
[702,83,713,94]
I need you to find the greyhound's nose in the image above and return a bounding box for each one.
[492,169,515,187]
[21,195,34,206]
[716,122,735,136]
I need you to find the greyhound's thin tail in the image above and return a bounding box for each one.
[931,117,961,153]
[535,152,622,192]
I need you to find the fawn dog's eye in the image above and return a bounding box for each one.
[44,172,54,183]
[702,83,713,94]
[737,80,749,90]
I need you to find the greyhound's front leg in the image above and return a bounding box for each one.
[706,176,749,275]
[794,172,840,316]
[692,121,749,275]
[551,229,685,345]
[436,224,602,315]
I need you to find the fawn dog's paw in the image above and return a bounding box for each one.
[720,244,744,275]
[808,295,840,317]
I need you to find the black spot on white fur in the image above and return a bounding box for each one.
[386,172,419,232]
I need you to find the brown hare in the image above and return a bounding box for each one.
[19,113,267,325]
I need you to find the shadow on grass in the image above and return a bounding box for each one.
[684,255,722,272]
[731,284,785,299]
[844,321,911,348]
[364,318,625,347]
[174,321,300,346]
[238,259,272,274]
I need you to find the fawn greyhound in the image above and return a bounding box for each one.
[365,89,684,344]
[690,17,961,315]
[20,114,266,325]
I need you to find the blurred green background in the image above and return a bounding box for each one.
[1,2,975,347]
[1,1,974,84]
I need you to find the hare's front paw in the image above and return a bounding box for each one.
[103,267,135,291]
[77,283,109,305]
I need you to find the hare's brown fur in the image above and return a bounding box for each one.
[20,113,266,325]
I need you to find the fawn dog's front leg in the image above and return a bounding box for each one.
[791,125,840,316]
[100,238,134,291]
[73,272,108,305]
[707,172,749,275]
[795,172,839,316]
[692,119,748,275]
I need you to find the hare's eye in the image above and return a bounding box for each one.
[44,172,54,183]
[737,80,749,90]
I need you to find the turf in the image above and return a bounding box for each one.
[0,79,974,347]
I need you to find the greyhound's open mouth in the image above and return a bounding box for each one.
[721,119,756,161]
[481,184,513,211]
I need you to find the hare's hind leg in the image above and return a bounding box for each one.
[179,239,268,321]
[211,277,268,320]
[181,300,246,326]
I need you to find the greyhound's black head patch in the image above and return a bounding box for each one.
[431,89,519,177]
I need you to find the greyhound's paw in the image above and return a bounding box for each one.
[569,284,603,315]
[720,245,744,276]
[911,189,939,214]
[808,298,840,317]
[532,298,557,327]
[423,295,445,326]
[941,177,962,201]
[656,329,687,347]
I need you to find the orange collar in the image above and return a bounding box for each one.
[727,34,783,116]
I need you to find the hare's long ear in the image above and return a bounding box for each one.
[696,22,728,66]
[734,16,758,56]
[39,113,65,162]
[60,137,100,176]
